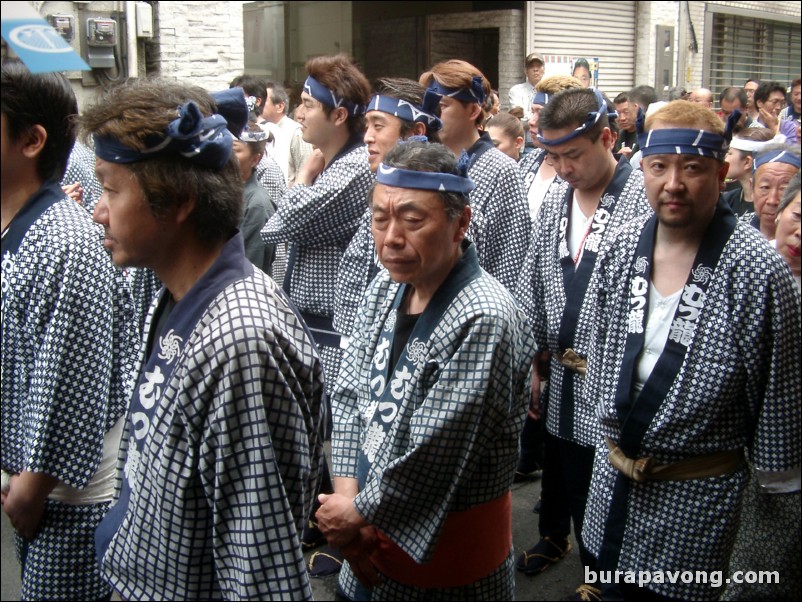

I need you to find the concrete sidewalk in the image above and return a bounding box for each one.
[1,474,582,600]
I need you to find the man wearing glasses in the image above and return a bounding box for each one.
[750,80,798,143]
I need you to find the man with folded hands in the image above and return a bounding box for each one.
[317,140,535,601]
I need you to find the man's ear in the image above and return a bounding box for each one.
[174,196,197,225]
[20,125,48,161]
[331,106,349,127]
[601,127,615,150]
[454,205,472,242]
[468,103,483,123]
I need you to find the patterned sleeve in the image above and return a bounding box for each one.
[514,229,539,334]
[198,325,319,599]
[471,156,530,292]
[749,258,801,490]
[330,278,387,479]
[25,214,117,487]
[261,150,371,246]
[353,308,532,563]
[256,154,288,207]
[61,142,102,214]
[514,195,557,353]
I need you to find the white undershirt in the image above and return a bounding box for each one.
[632,283,682,395]
[48,415,125,504]
[529,169,557,221]
[567,193,594,264]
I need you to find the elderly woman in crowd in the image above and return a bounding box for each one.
[775,172,801,287]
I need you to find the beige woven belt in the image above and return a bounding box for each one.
[557,348,587,377]
[605,437,744,482]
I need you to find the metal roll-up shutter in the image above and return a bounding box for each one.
[530,0,636,99]
[707,12,801,96]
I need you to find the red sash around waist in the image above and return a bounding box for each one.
[370,491,512,589]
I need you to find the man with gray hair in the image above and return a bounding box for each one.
[748,143,801,240]
[82,78,325,600]
[689,87,714,109]
[317,140,535,600]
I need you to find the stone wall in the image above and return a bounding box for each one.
[150,2,244,91]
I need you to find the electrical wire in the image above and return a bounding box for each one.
[685,1,699,53]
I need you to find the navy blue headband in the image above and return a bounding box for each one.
[532,91,550,107]
[94,101,233,170]
[636,108,739,162]
[367,93,443,131]
[376,155,475,195]
[639,129,730,161]
[754,149,802,171]
[303,75,366,116]
[212,88,249,138]
[239,128,269,143]
[537,90,616,146]
[426,75,486,105]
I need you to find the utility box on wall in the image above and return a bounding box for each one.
[135,2,153,38]
[46,14,75,42]
[86,16,117,68]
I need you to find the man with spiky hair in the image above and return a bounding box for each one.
[514,87,650,599]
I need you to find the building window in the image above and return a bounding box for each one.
[708,12,800,92]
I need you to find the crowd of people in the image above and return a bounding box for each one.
[1,47,799,602]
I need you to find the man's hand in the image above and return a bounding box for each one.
[296,149,325,186]
[316,492,368,548]
[1,471,58,539]
[341,526,382,589]
[62,182,84,205]
[758,107,779,133]
[529,351,551,419]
